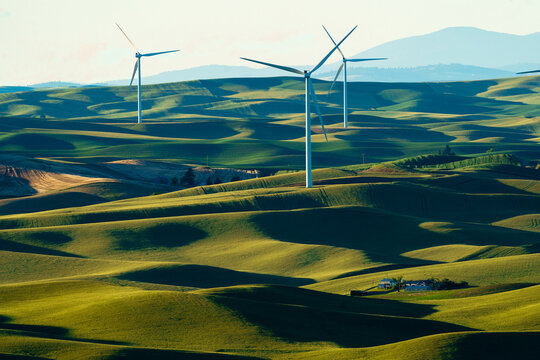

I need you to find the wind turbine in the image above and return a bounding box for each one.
[323,25,387,128]
[241,26,357,188]
[516,69,540,75]
[116,23,179,124]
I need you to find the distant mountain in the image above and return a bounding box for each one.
[0,81,97,94]
[105,65,292,86]
[0,86,32,94]
[318,64,515,83]
[30,81,84,88]
[7,26,540,91]
[352,26,540,70]
[92,27,540,85]
[105,64,516,86]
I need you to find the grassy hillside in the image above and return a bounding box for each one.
[1,160,539,358]
[0,76,539,168]
[1,76,539,359]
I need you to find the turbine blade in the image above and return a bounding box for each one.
[311,25,357,74]
[116,23,139,53]
[347,57,388,62]
[322,25,345,58]
[516,69,540,74]
[142,50,180,57]
[309,80,328,142]
[328,63,344,96]
[130,59,139,86]
[240,57,304,75]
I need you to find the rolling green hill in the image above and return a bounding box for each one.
[0,76,539,359]
[0,76,539,168]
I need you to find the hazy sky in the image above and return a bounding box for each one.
[2,0,540,86]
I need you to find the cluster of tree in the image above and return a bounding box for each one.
[157,169,244,188]
[438,144,455,156]
[206,177,221,185]
[436,153,520,170]
[432,278,469,290]
[394,153,464,168]
[390,276,469,292]
[391,276,405,292]
[181,168,195,186]
[205,174,240,185]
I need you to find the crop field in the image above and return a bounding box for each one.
[0,76,539,359]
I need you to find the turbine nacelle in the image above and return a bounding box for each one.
[323,25,387,129]
[116,22,179,123]
[241,25,357,187]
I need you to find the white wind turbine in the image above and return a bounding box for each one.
[516,68,540,76]
[323,25,387,128]
[241,26,357,188]
[116,23,179,124]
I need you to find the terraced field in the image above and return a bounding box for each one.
[0,76,539,359]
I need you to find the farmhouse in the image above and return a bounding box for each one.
[378,278,397,289]
[404,279,439,291]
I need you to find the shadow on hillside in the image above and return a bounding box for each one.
[1,134,75,150]
[312,176,422,186]
[0,315,126,346]
[330,264,424,280]
[202,285,436,318]
[0,238,82,258]
[116,264,314,288]
[0,171,36,197]
[0,352,50,360]
[418,173,539,195]
[111,223,208,250]
[0,192,106,216]
[210,286,473,348]
[129,121,239,139]
[250,206,540,265]
[102,348,264,360]
[335,126,455,143]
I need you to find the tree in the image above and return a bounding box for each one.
[171,176,178,186]
[181,168,195,186]
[391,275,404,292]
[214,177,222,184]
[231,175,241,182]
[206,177,213,185]
[439,144,455,156]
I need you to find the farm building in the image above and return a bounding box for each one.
[404,280,439,291]
[378,278,397,289]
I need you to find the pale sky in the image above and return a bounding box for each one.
[1,0,540,86]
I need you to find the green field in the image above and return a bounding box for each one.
[0,76,539,359]
[0,76,539,168]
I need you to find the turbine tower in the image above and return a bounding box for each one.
[116,23,179,124]
[241,26,357,188]
[323,25,387,128]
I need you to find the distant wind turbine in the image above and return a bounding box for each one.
[323,25,387,128]
[241,26,357,188]
[516,69,540,75]
[116,23,179,124]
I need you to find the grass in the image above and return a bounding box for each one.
[306,254,540,295]
[272,332,540,360]
[0,76,539,168]
[419,284,540,331]
[1,75,540,359]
